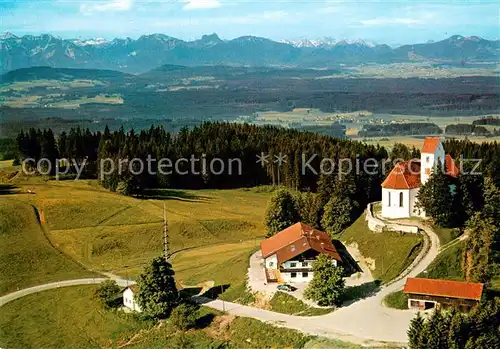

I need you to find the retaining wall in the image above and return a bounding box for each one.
[365,203,419,234]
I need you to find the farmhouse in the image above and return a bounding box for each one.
[381,137,459,219]
[260,222,342,283]
[403,277,483,313]
[122,285,142,312]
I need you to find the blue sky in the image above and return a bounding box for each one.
[1,1,498,44]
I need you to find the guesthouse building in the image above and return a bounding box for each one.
[260,222,342,284]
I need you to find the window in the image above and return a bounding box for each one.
[291,272,297,278]
[426,156,430,163]
[302,262,308,267]
[388,192,391,206]
[268,262,274,267]
[290,262,297,268]
[399,192,404,207]
[302,272,308,278]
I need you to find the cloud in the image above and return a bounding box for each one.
[183,0,221,10]
[80,0,132,13]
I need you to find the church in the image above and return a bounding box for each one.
[381,137,460,219]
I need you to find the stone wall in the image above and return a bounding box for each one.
[365,203,419,234]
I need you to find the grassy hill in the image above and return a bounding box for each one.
[1,178,269,297]
[0,285,391,349]
[0,195,97,295]
[340,215,423,284]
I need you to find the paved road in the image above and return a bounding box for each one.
[0,278,131,307]
[0,219,440,346]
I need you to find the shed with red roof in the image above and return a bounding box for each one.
[403,277,483,312]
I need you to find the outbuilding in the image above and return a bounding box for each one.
[403,277,483,312]
[122,285,142,312]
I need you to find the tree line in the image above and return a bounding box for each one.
[407,302,500,349]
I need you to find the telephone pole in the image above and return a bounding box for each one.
[163,202,169,262]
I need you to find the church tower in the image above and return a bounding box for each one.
[420,137,445,185]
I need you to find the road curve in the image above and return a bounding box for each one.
[0,278,131,307]
[0,219,440,347]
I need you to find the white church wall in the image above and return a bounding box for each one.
[381,188,411,218]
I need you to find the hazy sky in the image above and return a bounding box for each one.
[1,0,498,44]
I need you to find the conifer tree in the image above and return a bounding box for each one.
[136,257,178,319]
[407,312,425,349]
[416,161,455,227]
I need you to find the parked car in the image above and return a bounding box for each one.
[277,284,295,292]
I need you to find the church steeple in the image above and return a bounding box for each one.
[420,137,445,185]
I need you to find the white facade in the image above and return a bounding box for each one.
[381,188,411,218]
[123,287,142,312]
[265,257,339,283]
[264,254,278,269]
[421,142,445,185]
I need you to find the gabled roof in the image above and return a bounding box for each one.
[381,161,421,190]
[422,137,441,154]
[123,284,139,293]
[403,278,483,301]
[261,222,341,264]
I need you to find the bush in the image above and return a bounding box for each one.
[170,303,199,331]
[94,280,121,309]
[383,290,408,309]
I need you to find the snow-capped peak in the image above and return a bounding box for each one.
[281,37,377,48]
[72,38,108,46]
[0,32,17,40]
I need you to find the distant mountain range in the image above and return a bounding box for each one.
[1,33,498,74]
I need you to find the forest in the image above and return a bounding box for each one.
[358,123,442,137]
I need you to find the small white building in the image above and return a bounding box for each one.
[381,137,459,219]
[260,222,342,284]
[123,285,142,312]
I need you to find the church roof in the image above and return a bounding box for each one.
[381,161,421,190]
[445,154,460,177]
[422,137,441,153]
[382,155,460,190]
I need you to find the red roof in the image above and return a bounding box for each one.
[422,137,441,153]
[261,223,341,264]
[381,161,421,189]
[445,154,460,177]
[403,278,483,301]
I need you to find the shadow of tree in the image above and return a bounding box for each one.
[202,284,231,300]
[0,184,20,195]
[340,280,382,306]
[179,287,203,299]
[136,189,211,202]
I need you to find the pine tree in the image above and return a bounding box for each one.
[416,161,455,227]
[448,309,467,349]
[407,312,425,349]
[135,257,178,319]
